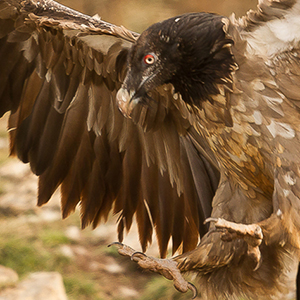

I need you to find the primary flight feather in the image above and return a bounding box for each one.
[1,0,300,299]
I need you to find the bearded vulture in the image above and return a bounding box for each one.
[1,0,300,299]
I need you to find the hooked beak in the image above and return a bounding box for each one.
[116,87,141,118]
[116,69,162,117]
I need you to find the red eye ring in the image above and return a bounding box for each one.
[143,54,155,65]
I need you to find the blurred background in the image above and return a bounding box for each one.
[60,0,257,32]
[0,1,261,300]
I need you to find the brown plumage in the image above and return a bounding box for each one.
[1,0,300,299]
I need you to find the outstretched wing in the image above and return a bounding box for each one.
[0,0,219,257]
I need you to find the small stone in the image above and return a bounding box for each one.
[119,286,139,298]
[0,272,68,300]
[0,160,31,179]
[104,261,123,274]
[59,245,74,258]
[38,209,61,222]
[73,245,88,256]
[65,225,81,241]
[0,266,18,288]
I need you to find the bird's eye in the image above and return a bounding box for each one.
[143,54,156,65]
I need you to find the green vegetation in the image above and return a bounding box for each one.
[39,229,71,248]
[0,212,198,299]
[0,214,106,299]
[141,276,199,300]
[64,275,103,300]
[0,237,49,275]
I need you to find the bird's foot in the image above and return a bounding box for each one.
[205,218,263,270]
[108,242,197,298]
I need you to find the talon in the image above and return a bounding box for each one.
[204,217,218,225]
[108,242,136,257]
[253,260,262,271]
[131,251,147,261]
[247,244,262,271]
[108,242,123,248]
[188,282,198,299]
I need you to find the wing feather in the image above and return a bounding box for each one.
[38,82,89,205]
[61,129,96,218]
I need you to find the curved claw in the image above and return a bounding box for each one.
[247,245,262,271]
[253,259,262,272]
[108,242,136,257]
[204,217,218,225]
[131,251,147,262]
[108,242,124,248]
[188,282,198,299]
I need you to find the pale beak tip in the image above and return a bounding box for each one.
[116,88,137,118]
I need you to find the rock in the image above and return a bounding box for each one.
[0,272,68,300]
[103,260,124,274]
[0,160,31,179]
[59,245,75,258]
[37,209,62,222]
[0,159,62,218]
[92,223,117,241]
[0,137,8,150]
[119,286,139,298]
[0,266,18,288]
[92,256,124,274]
[65,226,81,241]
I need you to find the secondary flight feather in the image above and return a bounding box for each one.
[1,0,300,299]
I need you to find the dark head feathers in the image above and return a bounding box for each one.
[124,13,235,109]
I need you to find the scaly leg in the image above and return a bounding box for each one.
[108,242,198,298]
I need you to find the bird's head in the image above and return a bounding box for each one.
[117,12,235,117]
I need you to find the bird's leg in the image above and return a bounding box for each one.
[205,217,263,270]
[108,242,198,298]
